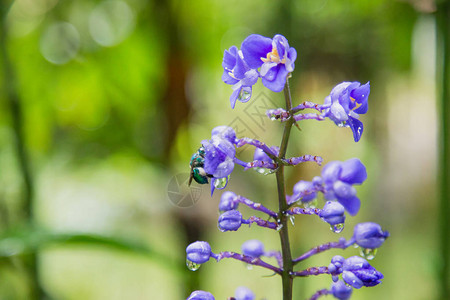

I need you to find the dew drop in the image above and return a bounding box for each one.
[330,223,344,233]
[289,216,295,226]
[353,244,359,249]
[359,248,377,260]
[276,224,284,231]
[238,89,251,102]
[270,115,277,121]
[214,177,228,189]
[186,259,201,271]
[254,167,268,174]
[246,264,253,270]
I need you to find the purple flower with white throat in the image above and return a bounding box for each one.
[342,256,384,288]
[323,81,370,142]
[321,158,367,216]
[241,34,297,93]
[222,46,259,108]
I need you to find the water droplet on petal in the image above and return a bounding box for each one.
[289,216,295,226]
[186,259,201,271]
[238,88,251,102]
[353,244,359,249]
[359,248,377,260]
[254,167,270,175]
[330,223,344,233]
[214,177,228,189]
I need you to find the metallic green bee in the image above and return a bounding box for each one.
[189,146,212,185]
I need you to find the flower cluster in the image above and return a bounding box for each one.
[222,34,297,108]
[184,33,388,300]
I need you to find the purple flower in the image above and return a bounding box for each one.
[342,256,383,288]
[353,222,389,249]
[219,191,238,211]
[321,158,367,216]
[187,290,215,300]
[222,46,259,108]
[292,180,317,203]
[319,201,346,225]
[218,210,242,232]
[241,34,297,93]
[203,137,236,178]
[323,81,370,142]
[235,286,255,300]
[211,126,237,145]
[186,241,213,264]
[253,146,280,162]
[241,240,265,258]
[331,280,352,300]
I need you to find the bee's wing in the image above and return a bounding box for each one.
[188,165,195,186]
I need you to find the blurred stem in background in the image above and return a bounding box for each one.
[151,0,200,297]
[0,1,46,299]
[436,1,450,299]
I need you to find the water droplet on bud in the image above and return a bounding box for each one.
[359,248,377,260]
[330,223,344,233]
[276,224,284,231]
[186,259,201,271]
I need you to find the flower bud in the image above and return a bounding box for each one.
[218,210,242,232]
[342,256,383,289]
[241,240,265,258]
[320,201,346,225]
[187,290,215,300]
[331,280,352,300]
[328,255,345,276]
[186,241,212,264]
[219,191,238,211]
[293,180,317,202]
[235,286,255,300]
[353,222,389,249]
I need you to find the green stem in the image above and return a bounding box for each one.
[277,79,295,300]
[436,1,450,299]
[0,4,44,299]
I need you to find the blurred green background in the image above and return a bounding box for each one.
[0,0,447,299]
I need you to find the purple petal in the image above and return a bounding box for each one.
[347,117,364,142]
[241,69,259,86]
[241,34,273,69]
[222,46,237,70]
[230,86,241,109]
[261,64,288,93]
[321,161,343,184]
[222,70,239,85]
[340,158,367,184]
[351,82,370,114]
[234,55,247,79]
[343,271,363,289]
[337,195,361,216]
